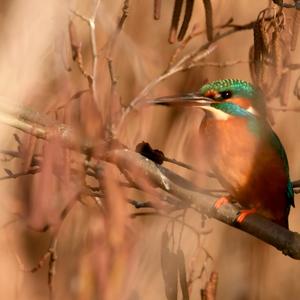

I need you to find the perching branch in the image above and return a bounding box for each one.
[1,101,300,259]
[106,149,300,260]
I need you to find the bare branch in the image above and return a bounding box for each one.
[106,149,300,260]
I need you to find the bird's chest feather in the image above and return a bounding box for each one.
[199,115,290,219]
[200,117,258,189]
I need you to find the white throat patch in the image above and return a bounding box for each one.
[202,106,230,120]
[246,106,258,116]
[202,104,259,120]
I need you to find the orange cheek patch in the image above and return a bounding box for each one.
[204,89,218,98]
[227,98,251,109]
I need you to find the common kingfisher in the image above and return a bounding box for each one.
[150,79,294,228]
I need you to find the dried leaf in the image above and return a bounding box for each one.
[177,249,189,300]
[135,142,165,165]
[161,231,178,300]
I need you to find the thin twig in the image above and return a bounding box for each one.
[71,0,101,107]
[0,167,40,180]
[168,18,234,68]
[16,236,58,300]
[106,0,130,131]
[68,20,93,84]
[131,210,212,236]
[117,43,217,133]
[118,19,263,132]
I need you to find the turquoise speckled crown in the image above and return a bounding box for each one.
[199,79,257,99]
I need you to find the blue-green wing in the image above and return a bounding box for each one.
[249,117,295,208]
[268,130,295,207]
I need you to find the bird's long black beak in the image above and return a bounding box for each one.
[146,93,216,107]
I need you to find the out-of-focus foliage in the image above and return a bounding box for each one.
[0,1,299,300]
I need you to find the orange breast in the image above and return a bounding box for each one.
[200,116,290,227]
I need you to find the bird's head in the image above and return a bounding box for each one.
[149,79,266,119]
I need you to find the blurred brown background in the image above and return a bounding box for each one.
[0,0,299,299]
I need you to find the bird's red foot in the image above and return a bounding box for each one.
[214,196,230,209]
[236,208,257,223]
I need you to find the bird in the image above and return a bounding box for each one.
[149,79,294,228]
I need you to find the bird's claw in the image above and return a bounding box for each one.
[214,196,230,209]
[236,208,257,223]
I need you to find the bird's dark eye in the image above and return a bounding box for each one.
[220,90,232,100]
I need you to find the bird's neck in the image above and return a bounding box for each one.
[210,102,256,118]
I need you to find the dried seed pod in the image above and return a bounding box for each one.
[260,17,270,55]
[202,0,214,42]
[135,142,165,165]
[202,271,218,300]
[266,10,285,98]
[279,70,291,105]
[169,0,184,43]
[272,31,282,76]
[249,45,257,85]
[291,9,300,51]
[293,76,300,100]
[253,20,264,85]
[154,0,162,20]
[178,0,195,41]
